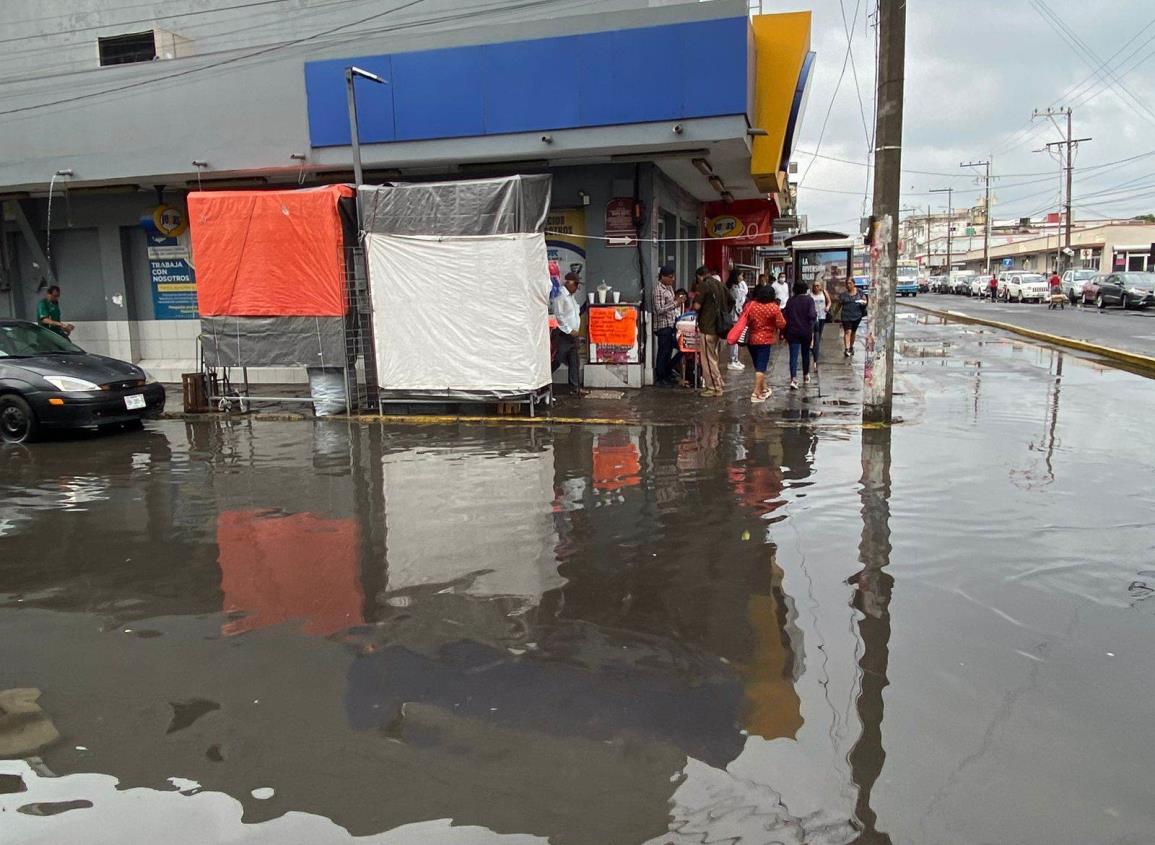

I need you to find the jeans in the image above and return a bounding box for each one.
[748,343,773,373]
[654,326,676,384]
[788,338,811,379]
[551,329,581,389]
[811,319,823,364]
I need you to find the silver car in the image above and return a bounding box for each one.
[1061,269,1097,302]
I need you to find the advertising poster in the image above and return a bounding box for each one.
[141,204,198,320]
[545,208,587,281]
[797,249,852,296]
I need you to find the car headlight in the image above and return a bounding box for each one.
[44,375,101,392]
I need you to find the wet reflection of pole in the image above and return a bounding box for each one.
[1043,353,1063,482]
[351,424,388,623]
[847,426,894,845]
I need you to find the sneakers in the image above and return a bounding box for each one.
[727,361,745,371]
[844,348,851,357]
[700,388,723,397]
[789,380,798,390]
[803,374,811,384]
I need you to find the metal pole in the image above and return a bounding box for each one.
[1064,110,1073,271]
[345,68,363,189]
[930,187,953,277]
[862,0,905,425]
[962,159,992,275]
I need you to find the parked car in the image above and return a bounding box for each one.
[1089,272,1155,309]
[0,320,165,443]
[1061,268,1098,303]
[1003,273,1049,303]
[929,275,948,293]
[969,276,989,297]
[952,274,974,295]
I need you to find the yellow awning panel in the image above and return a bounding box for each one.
[751,11,813,195]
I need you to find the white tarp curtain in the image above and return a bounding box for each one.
[366,232,552,397]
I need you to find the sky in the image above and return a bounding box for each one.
[786,0,1155,231]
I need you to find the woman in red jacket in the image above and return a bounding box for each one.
[743,284,786,403]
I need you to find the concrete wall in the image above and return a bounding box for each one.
[0,0,746,191]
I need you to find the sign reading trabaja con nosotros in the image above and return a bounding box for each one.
[141,204,198,320]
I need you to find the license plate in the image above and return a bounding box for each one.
[124,394,146,410]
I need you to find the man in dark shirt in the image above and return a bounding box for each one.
[37,286,74,337]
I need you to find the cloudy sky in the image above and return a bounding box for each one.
[787,0,1155,230]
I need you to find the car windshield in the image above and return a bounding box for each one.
[0,322,84,358]
[1116,273,1155,286]
[1073,270,1096,280]
[1019,275,1046,283]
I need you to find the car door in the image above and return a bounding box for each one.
[1104,274,1123,304]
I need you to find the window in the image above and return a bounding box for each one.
[98,32,156,67]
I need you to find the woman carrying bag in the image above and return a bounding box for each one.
[729,284,785,403]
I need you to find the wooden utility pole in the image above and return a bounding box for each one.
[961,159,992,275]
[1033,108,1090,271]
[862,0,906,424]
[930,187,953,276]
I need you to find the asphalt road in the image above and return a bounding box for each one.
[904,293,1155,359]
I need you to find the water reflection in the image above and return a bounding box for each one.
[847,427,894,845]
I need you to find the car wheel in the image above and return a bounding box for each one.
[1096,294,1104,309]
[0,394,38,444]
[1016,291,1023,303]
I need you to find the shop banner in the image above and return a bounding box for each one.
[703,198,773,246]
[605,198,638,247]
[587,305,638,363]
[545,208,587,281]
[141,204,198,320]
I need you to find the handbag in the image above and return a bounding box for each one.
[725,308,749,345]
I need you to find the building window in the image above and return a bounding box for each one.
[98,32,156,66]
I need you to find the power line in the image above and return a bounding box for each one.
[797,0,864,186]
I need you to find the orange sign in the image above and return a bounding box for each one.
[587,305,637,347]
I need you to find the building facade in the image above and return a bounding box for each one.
[0,0,813,383]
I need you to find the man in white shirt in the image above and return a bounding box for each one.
[551,273,584,394]
[772,272,790,308]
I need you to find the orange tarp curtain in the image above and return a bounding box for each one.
[189,185,353,317]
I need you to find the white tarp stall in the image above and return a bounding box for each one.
[365,232,552,400]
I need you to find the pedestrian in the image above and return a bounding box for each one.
[743,283,786,403]
[551,273,585,395]
[727,271,749,371]
[653,265,679,386]
[693,272,733,398]
[987,273,998,302]
[810,280,831,367]
[1048,270,1063,309]
[772,272,790,308]
[839,278,868,357]
[783,281,817,389]
[37,285,74,338]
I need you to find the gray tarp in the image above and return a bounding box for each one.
[358,174,551,236]
[200,317,345,368]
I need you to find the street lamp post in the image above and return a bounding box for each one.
[344,66,387,188]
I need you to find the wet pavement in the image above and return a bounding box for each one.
[911,294,1155,359]
[2,315,1154,844]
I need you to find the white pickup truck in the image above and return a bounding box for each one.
[1003,273,1049,303]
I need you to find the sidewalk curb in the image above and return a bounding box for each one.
[904,302,1155,374]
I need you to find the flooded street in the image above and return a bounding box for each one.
[2,317,1153,844]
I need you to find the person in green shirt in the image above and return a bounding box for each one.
[37,285,73,337]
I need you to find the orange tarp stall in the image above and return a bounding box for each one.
[189,185,353,317]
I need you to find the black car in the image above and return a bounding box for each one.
[1091,272,1155,310]
[0,320,165,443]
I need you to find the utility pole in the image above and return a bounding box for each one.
[961,159,992,275]
[930,187,953,276]
[1033,107,1091,271]
[862,0,905,425]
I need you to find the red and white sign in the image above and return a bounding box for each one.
[604,198,638,247]
[702,199,772,246]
